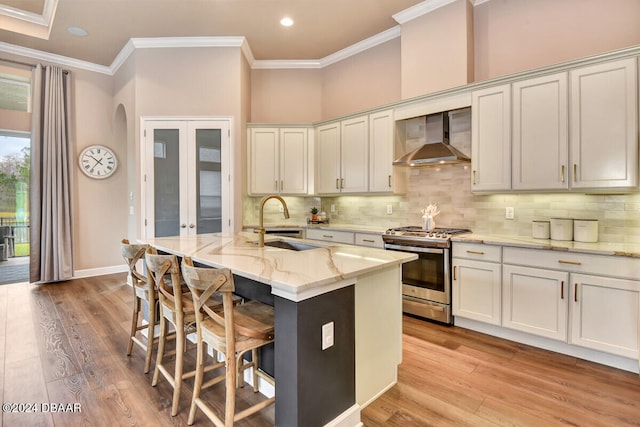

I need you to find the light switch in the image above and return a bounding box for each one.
[322,322,334,350]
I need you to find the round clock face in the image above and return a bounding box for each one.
[79,145,118,179]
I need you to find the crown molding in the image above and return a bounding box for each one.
[0,0,483,74]
[393,0,459,24]
[0,41,112,74]
[0,0,58,39]
[252,25,401,70]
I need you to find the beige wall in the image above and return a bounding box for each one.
[321,38,402,120]
[70,67,128,270]
[251,68,322,123]
[400,0,473,99]
[473,0,640,81]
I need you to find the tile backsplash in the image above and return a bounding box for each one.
[243,165,640,243]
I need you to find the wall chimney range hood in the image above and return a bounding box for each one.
[393,111,470,167]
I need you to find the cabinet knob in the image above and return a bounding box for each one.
[189,224,195,229]
[181,224,187,228]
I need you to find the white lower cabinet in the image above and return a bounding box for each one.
[502,265,569,341]
[502,247,640,360]
[570,274,640,359]
[452,243,502,325]
[305,228,354,245]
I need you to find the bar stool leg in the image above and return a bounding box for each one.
[152,316,167,387]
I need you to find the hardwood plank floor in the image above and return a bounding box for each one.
[1,273,639,426]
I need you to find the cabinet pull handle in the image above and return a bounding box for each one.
[558,260,582,265]
[341,178,345,189]
[323,234,334,238]
[573,164,577,182]
[561,165,565,183]
[362,239,375,243]
[336,178,339,190]
[281,180,283,191]
[275,180,278,191]
[466,250,484,255]
[473,170,477,185]
[388,175,392,188]
[453,265,457,280]
[574,283,578,302]
[561,281,565,299]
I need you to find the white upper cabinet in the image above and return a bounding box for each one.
[316,122,343,194]
[368,110,395,193]
[248,127,308,195]
[341,116,369,193]
[471,84,512,192]
[569,57,638,189]
[316,116,368,194]
[512,72,569,190]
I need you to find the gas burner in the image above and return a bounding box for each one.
[383,226,471,248]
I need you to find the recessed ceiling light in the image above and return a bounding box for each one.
[67,26,88,36]
[280,17,294,27]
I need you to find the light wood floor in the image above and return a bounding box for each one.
[1,273,639,426]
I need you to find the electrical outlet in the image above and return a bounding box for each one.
[505,207,515,220]
[387,204,393,215]
[330,204,336,213]
[322,322,334,350]
[279,205,284,213]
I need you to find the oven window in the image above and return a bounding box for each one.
[402,252,445,292]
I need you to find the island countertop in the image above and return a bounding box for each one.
[142,232,416,302]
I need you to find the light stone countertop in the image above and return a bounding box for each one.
[243,223,388,234]
[453,233,640,258]
[143,232,416,302]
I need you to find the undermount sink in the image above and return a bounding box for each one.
[264,240,322,251]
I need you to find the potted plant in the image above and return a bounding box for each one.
[310,206,319,221]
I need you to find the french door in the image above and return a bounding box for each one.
[143,119,231,238]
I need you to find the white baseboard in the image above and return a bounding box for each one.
[324,404,362,427]
[73,264,127,279]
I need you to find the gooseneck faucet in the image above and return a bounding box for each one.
[255,194,290,247]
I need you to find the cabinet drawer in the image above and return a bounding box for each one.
[453,242,501,263]
[503,247,640,280]
[355,233,384,248]
[305,228,355,244]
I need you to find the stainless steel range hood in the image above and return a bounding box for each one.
[393,111,470,166]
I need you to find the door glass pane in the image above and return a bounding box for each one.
[154,129,180,237]
[196,129,222,233]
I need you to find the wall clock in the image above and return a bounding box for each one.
[78,145,118,179]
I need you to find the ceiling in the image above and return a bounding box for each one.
[0,0,426,68]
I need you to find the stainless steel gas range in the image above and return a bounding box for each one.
[382,226,471,324]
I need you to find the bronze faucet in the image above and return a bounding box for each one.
[255,194,290,247]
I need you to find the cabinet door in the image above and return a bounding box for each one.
[248,128,279,195]
[471,84,512,192]
[369,110,394,193]
[502,265,569,341]
[341,116,369,193]
[316,122,341,194]
[570,58,638,189]
[452,259,501,325]
[279,128,308,194]
[570,274,639,359]
[512,73,569,190]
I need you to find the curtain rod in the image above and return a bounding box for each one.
[0,57,37,68]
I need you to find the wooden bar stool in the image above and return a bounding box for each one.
[181,257,275,427]
[146,250,226,417]
[121,239,156,373]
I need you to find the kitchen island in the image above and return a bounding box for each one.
[142,232,416,427]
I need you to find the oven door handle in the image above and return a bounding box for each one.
[384,243,444,254]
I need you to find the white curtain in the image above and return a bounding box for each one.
[29,64,74,283]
